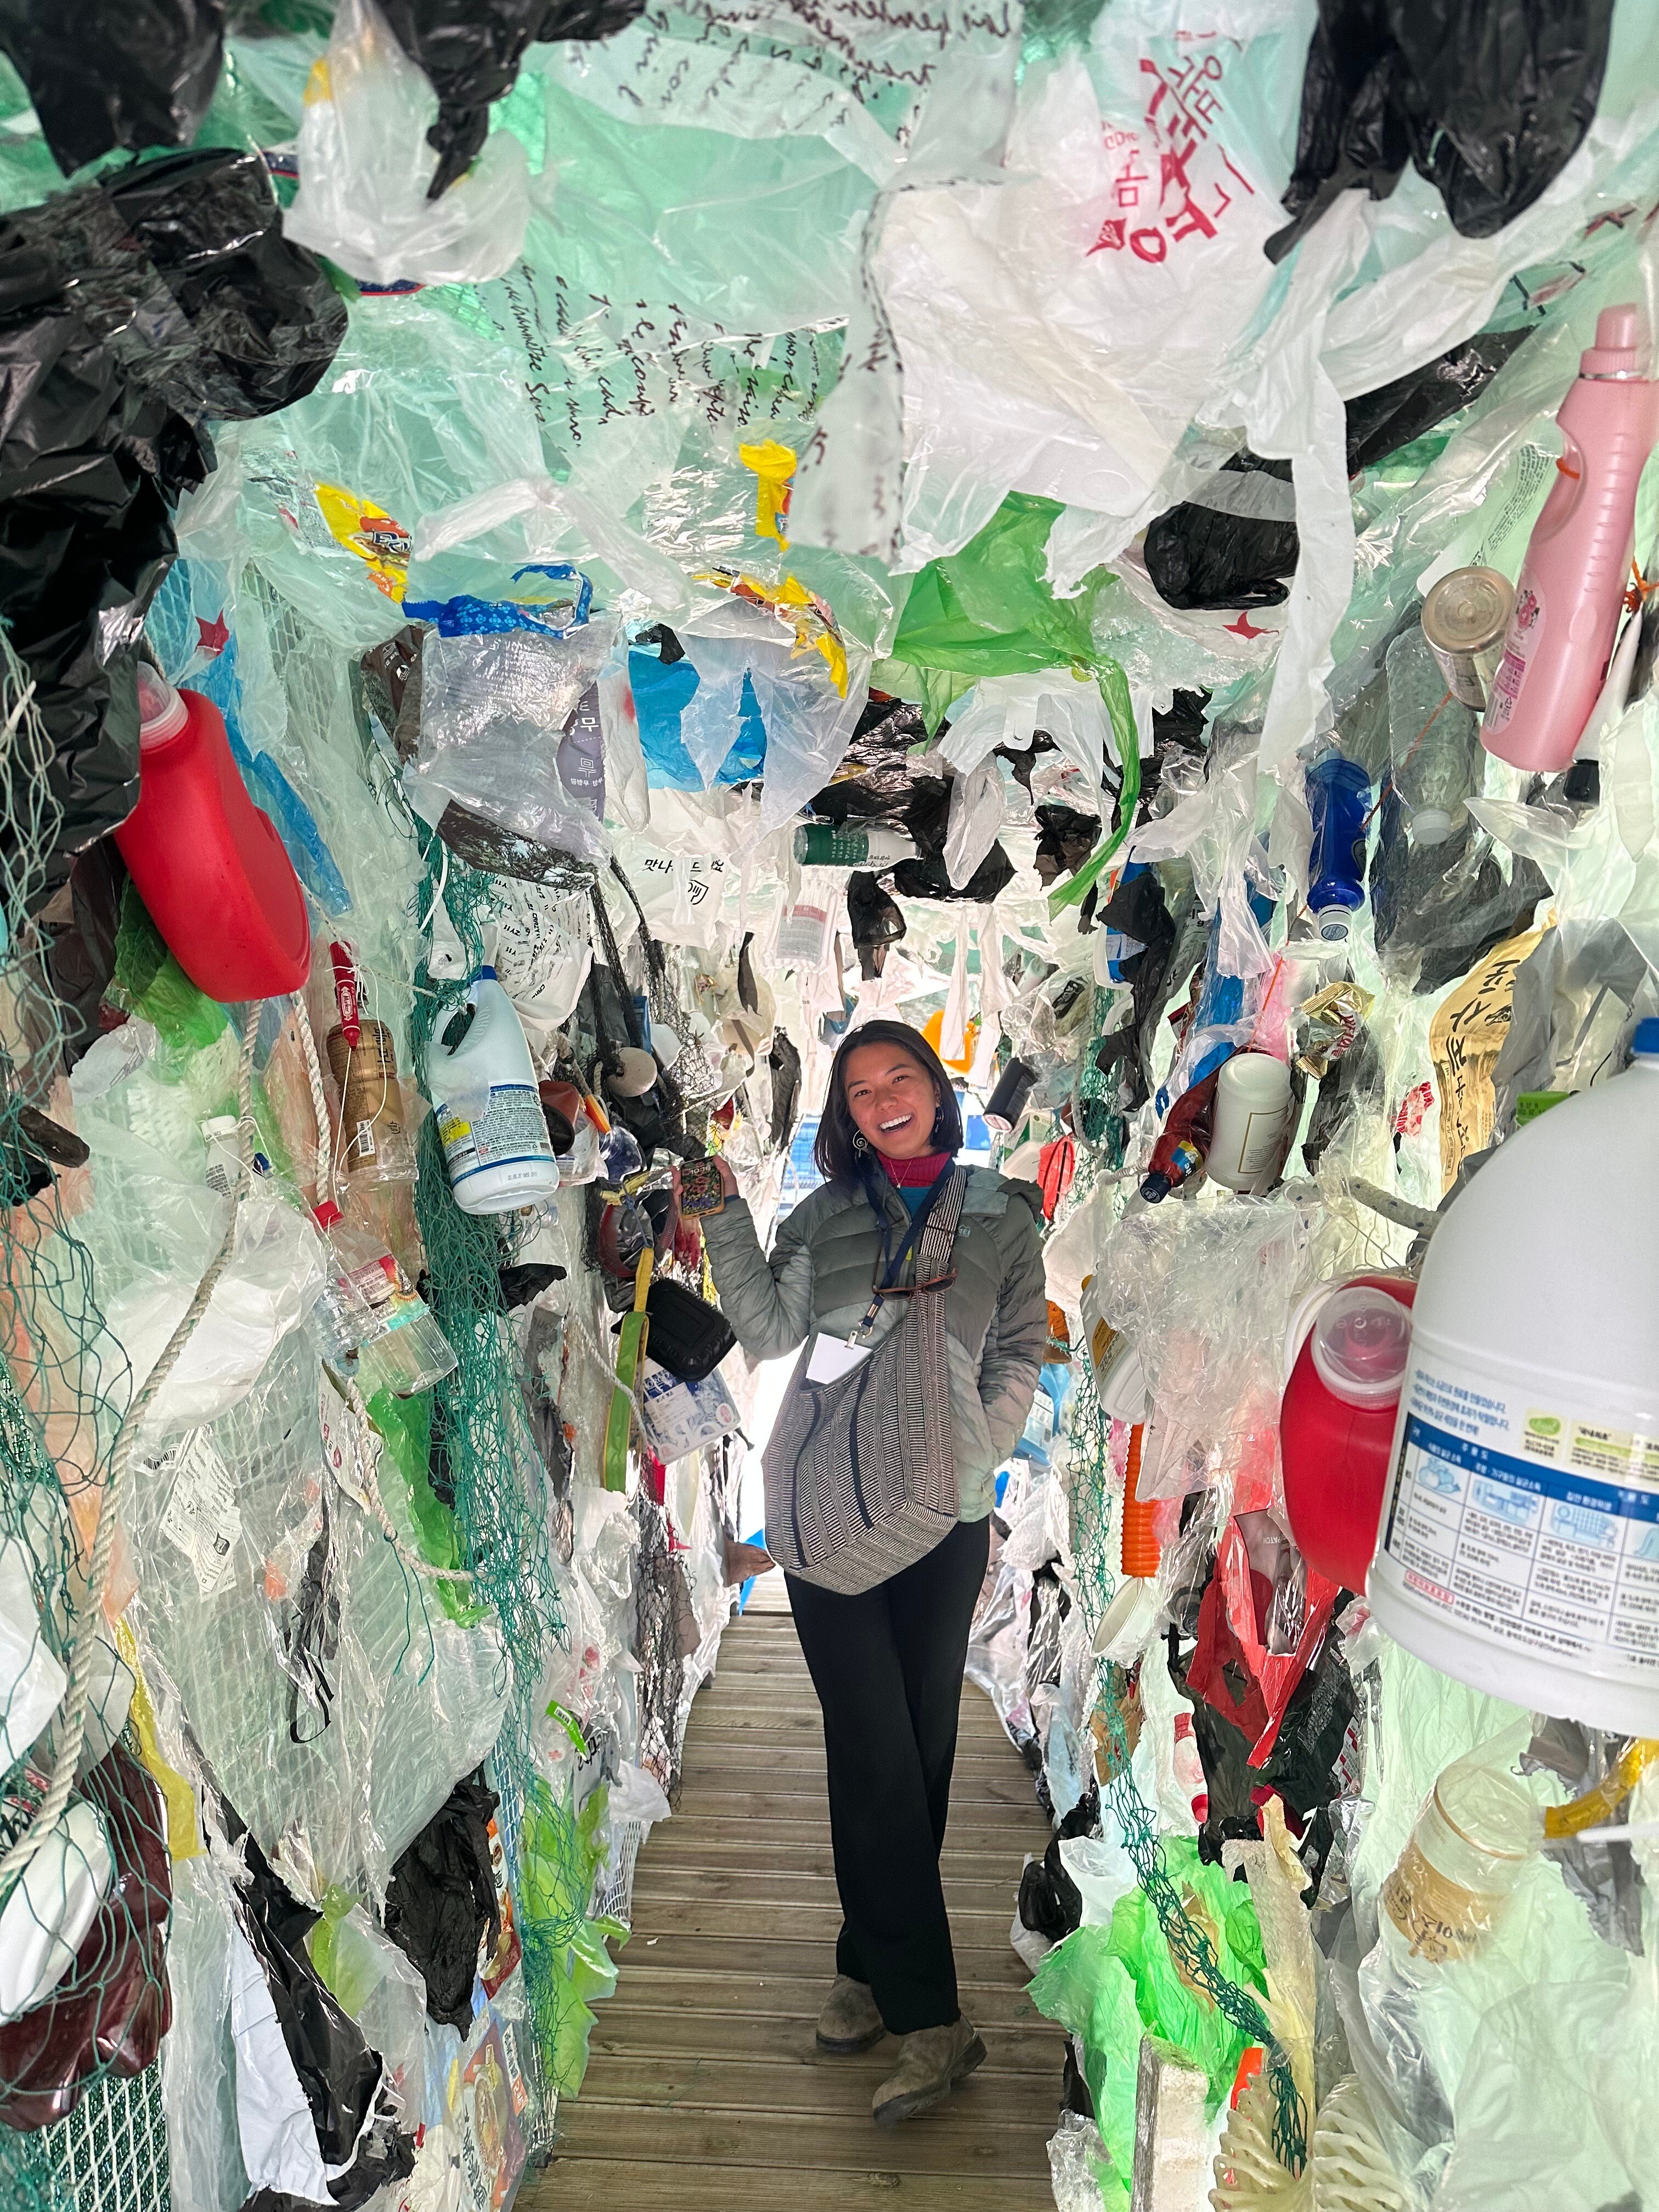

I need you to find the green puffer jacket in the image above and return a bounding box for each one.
[702,1168,1049,1524]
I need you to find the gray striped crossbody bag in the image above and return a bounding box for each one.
[762,1170,968,1595]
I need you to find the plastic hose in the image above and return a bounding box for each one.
[1121,1423,1160,1578]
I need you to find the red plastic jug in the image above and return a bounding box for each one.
[114,668,311,1002]
[1280,1275,1415,1594]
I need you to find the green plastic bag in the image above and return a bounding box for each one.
[1030,1839,1268,2210]
[884,494,1141,904]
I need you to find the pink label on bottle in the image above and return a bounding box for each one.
[1485,582,1542,734]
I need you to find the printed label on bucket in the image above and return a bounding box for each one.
[1380,1349,1659,1675]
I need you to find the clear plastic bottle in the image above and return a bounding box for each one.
[1386,624,1483,846]
[310,1203,458,1397]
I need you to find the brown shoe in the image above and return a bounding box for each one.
[872,2015,986,2124]
[816,1976,885,2054]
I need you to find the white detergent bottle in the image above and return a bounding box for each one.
[1368,1019,1659,1733]
[427,966,558,1215]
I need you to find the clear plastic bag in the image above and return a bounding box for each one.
[284,0,531,288]
[415,625,616,871]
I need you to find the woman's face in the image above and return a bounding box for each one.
[842,1042,939,1159]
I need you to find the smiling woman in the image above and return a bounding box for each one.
[697,1017,1047,2128]
[814,1021,966,1184]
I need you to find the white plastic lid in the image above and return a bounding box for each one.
[135,664,187,748]
[1311,1284,1412,1408]
[1409,806,1454,846]
[1312,906,1352,944]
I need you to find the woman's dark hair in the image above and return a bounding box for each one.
[813,1019,964,1187]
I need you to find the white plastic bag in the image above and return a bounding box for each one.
[285,0,530,287]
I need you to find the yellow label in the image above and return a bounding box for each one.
[314,482,412,602]
[738,438,798,546]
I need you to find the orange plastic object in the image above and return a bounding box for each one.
[921,1007,978,1074]
[1121,1423,1160,1579]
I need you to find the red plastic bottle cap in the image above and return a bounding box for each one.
[312,1201,343,1230]
[134,663,188,747]
[1310,1283,1412,1409]
[1583,304,1641,377]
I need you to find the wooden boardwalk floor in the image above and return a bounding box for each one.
[525,1573,1062,2210]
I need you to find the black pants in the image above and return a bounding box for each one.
[785,1514,992,2036]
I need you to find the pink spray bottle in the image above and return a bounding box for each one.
[1481,305,1659,775]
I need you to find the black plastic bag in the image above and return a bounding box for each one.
[1271,0,1613,259]
[0,150,343,893]
[0,229,205,893]
[0,0,225,177]
[380,0,648,200]
[7,148,348,425]
[224,1815,403,2204]
[1369,786,1550,993]
[385,1778,501,2033]
[847,868,906,979]
[1144,455,1297,612]
[1345,326,1532,473]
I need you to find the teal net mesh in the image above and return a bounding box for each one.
[0,634,172,2206]
[403,830,612,2119]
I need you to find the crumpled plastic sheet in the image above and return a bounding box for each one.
[1328,1631,1644,2208]
[284,0,532,288]
[1094,1194,1328,1510]
[415,624,616,871]
[122,1327,510,1908]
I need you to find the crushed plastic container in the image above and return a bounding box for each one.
[113,668,311,1003]
[1370,1022,1659,1732]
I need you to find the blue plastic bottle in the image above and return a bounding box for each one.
[1305,755,1371,943]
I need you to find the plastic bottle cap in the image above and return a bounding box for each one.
[1311,1283,1413,1408]
[1582,304,1641,377]
[313,1201,343,1230]
[476,964,498,981]
[1633,1018,1659,1059]
[1410,806,1454,846]
[1312,906,1352,943]
[135,663,188,748]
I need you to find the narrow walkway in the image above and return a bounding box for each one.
[528,1576,1062,2209]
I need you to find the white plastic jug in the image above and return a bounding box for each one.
[426,967,558,1216]
[1369,1020,1659,1733]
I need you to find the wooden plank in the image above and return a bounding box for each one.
[625,1899,1021,1951]
[629,1865,1020,1915]
[545,2097,1049,2179]
[618,1932,1036,1987]
[672,1769,1040,1805]
[673,1781,1042,1821]
[596,1967,1052,2028]
[523,2155,1053,2210]
[653,1818,1045,1855]
[574,2053,1059,2131]
[638,1833,1035,1882]
[588,2004,1060,2075]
